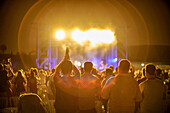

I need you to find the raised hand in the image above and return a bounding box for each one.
[64,47,70,60]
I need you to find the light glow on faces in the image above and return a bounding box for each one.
[55,30,65,40]
[71,29,115,46]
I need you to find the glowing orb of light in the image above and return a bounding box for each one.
[71,29,115,46]
[55,30,65,40]
[141,63,145,66]
[74,60,81,67]
[112,58,118,62]
[77,62,81,67]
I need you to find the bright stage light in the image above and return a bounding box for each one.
[71,29,115,46]
[113,58,117,62]
[55,30,65,40]
[141,63,145,66]
[71,29,86,43]
[74,60,81,67]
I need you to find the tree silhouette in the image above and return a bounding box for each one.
[0,44,7,54]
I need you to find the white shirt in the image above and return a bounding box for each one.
[139,78,167,113]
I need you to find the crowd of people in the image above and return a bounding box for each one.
[0,48,170,113]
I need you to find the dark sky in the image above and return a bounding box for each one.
[0,0,169,54]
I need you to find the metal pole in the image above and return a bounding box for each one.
[49,25,51,70]
[125,26,128,59]
[36,23,39,68]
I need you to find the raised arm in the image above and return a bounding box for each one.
[72,64,80,76]
[55,47,70,74]
[55,47,80,75]
[64,47,70,60]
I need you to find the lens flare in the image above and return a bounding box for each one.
[55,30,65,40]
[71,29,115,46]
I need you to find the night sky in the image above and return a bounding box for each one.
[0,0,169,54]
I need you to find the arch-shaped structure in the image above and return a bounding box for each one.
[18,0,150,69]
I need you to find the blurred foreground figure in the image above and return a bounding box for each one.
[78,61,101,113]
[18,93,47,113]
[54,48,80,113]
[139,64,167,113]
[102,59,142,113]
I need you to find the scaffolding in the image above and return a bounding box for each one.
[35,25,128,70]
